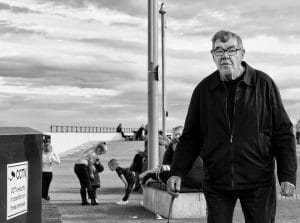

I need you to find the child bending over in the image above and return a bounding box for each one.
[108,159,135,205]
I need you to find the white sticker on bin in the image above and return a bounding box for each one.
[7,161,28,220]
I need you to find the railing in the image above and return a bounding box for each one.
[50,125,138,133]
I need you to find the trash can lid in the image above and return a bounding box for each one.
[0,127,42,135]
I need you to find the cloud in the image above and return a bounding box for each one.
[0,76,119,97]
[0,56,143,91]
[162,0,300,40]
[77,37,146,55]
[35,0,147,17]
[0,0,299,131]
[0,2,37,13]
[110,21,141,28]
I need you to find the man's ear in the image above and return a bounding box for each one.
[211,51,215,60]
[241,49,245,58]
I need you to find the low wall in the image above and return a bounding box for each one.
[43,132,123,154]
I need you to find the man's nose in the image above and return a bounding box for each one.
[221,51,230,58]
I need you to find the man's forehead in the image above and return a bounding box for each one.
[214,38,238,49]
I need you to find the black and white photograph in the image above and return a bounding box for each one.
[0,0,299,222]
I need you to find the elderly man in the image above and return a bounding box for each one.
[167,30,297,223]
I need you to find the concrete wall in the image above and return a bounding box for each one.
[143,186,207,219]
[43,132,123,154]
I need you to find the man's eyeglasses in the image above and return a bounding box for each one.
[212,47,242,57]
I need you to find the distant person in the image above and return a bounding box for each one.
[88,159,104,203]
[42,137,60,200]
[116,123,125,138]
[140,126,184,185]
[142,126,169,172]
[167,30,297,223]
[158,130,170,164]
[129,149,145,192]
[108,159,135,205]
[74,142,107,205]
[129,124,168,189]
[162,126,184,166]
[135,124,145,141]
[140,125,204,188]
[129,124,149,191]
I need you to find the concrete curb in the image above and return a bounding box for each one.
[278,193,300,200]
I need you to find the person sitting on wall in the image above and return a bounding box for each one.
[135,124,146,141]
[129,125,169,191]
[116,123,125,138]
[139,126,204,189]
[139,126,182,185]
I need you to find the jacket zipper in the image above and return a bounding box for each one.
[225,82,240,190]
[223,83,234,189]
[231,85,240,189]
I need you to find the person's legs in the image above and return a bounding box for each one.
[42,172,53,200]
[42,172,47,198]
[133,171,141,191]
[74,164,95,205]
[140,172,157,185]
[239,184,276,223]
[122,179,135,201]
[204,186,237,223]
[90,187,99,205]
[92,187,97,198]
[158,171,171,184]
[130,154,143,191]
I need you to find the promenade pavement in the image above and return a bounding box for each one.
[44,141,300,223]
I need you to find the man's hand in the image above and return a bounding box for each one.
[167,176,181,197]
[280,182,295,196]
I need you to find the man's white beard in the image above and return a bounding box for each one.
[220,70,234,81]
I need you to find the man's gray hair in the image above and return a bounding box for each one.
[211,30,244,50]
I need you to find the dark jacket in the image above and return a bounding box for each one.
[162,138,179,166]
[88,162,104,188]
[171,62,297,190]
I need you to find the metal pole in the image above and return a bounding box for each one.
[159,2,166,138]
[148,0,159,169]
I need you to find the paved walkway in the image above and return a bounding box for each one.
[43,142,300,223]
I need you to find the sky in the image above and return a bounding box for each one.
[0,0,300,132]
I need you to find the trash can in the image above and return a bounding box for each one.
[0,127,43,223]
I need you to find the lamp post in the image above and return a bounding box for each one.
[147,0,159,169]
[159,2,167,138]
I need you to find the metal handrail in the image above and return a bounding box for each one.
[50,125,139,133]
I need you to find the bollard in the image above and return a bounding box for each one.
[0,127,43,223]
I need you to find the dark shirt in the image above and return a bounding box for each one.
[223,73,244,131]
[116,167,134,183]
[163,139,179,166]
[116,125,122,132]
[163,145,174,166]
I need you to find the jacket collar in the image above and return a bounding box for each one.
[209,61,256,91]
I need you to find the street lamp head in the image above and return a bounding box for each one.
[159,2,166,14]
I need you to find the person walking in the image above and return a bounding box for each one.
[167,30,297,223]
